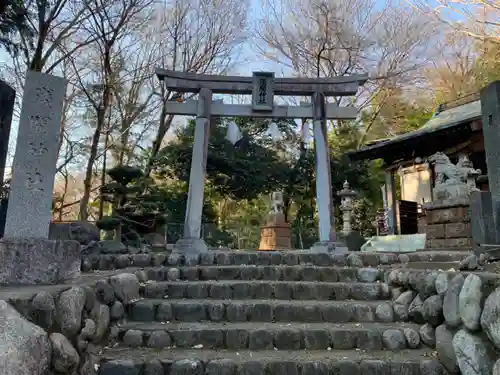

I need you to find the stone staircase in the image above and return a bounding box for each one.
[97,250,470,375]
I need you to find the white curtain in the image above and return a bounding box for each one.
[268,122,282,141]
[226,120,243,145]
[301,120,311,144]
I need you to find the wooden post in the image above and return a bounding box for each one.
[385,169,398,235]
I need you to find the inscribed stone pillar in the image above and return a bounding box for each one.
[3,71,67,238]
[0,80,15,188]
[470,191,495,246]
[0,72,80,285]
[174,88,211,253]
[310,92,339,252]
[481,81,500,243]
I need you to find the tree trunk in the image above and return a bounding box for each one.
[78,108,105,220]
[79,46,113,220]
[98,131,109,219]
[144,97,174,177]
[117,117,131,165]
[57,172,69,221]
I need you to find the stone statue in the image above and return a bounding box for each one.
[271,191,284,214]
[427,152,481,203]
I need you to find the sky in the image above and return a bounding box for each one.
[0,0,286,176]
[0,0,386,175]
[0,0,477,177]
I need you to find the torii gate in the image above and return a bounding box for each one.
[156,69,367,253]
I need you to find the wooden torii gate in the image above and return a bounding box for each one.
[156,69,368,253]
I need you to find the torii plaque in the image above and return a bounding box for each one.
[252,72,274,112]
[156,69,367,253]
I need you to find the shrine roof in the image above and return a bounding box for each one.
[346,100,482,164]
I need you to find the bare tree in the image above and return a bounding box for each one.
[408,0,500,44]
[12,0,99,74]
[1,0,101,182]
[109,39,159,166]
[69,0,155,220]
[256,0,437,145]
[423,32,480,103]
[143,0,250,177]
[1,33,88,190]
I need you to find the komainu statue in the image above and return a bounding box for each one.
[427,152,481,203]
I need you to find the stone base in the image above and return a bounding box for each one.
[426,238,472,249]
[424,203,471,249]
[143,232,166,248]
[0,239,80,285]
[48,221,100,245]
[428,183,470,208]
[259,224,292,250]
[343,231,366,252]
[310,241,348,254]
[173,237,208,254]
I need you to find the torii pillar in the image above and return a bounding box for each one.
[174,88,212,254]
[309,92,346,253]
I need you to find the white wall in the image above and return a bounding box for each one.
[399,163,432,204]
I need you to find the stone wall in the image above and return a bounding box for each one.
[81,240,168,271]
[425,204,472,249]
[0,272,142,375]
[386,267,500,374]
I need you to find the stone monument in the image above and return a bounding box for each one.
[424,152,479,249]
[480,81,500,244]
[0,80,15,237]
[259,191,292,250]
[0,80,15,189]
[0,71,80,285]
[470,190,496,248]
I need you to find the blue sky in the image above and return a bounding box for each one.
[0,0,284,173]
[0,0,476,174]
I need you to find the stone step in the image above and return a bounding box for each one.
[141,281,388,301]
[116,321,423,351]
[144,266,385,283]
[127,299,397,323]
[83,249,472,271]
[98,347,443,375]
[386,261,461,271]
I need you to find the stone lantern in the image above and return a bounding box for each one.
[338,180,358,235]
[457,154,481,195]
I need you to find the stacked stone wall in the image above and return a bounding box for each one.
[386,266,500,374]
[0,273,139,374]
[425,204,472,249]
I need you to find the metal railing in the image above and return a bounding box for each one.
[50,220,320,250]
[164,222,263,250]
